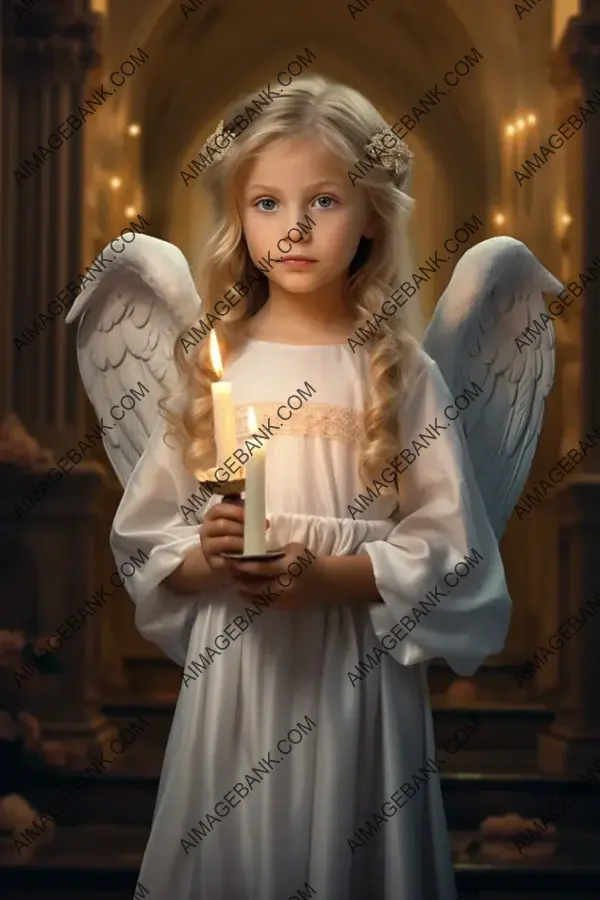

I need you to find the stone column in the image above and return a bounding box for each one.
[1,0,100,441]
[538,2,600,773]
[1,2,116,759]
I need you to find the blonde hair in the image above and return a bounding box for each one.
[162,74,422,488]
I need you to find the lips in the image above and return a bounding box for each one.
[277,257,316,262]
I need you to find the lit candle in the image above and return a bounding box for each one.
[243,406,266,555]
[209,330,237,464]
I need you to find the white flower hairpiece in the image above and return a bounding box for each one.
[364,130,414,185]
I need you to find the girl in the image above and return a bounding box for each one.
[111,75,511,899]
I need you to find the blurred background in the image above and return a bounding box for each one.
[1,0,600,897]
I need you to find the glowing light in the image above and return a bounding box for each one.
[560,213,573,227]
[124,206,136,217]
[493,213,506,227]
[516,118,526,131]
[209,330,224,379]
[109,176,122,190]
[527,113,537,126]
[505,124,516,138]
[128,123,141,136]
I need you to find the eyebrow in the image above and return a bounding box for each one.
[247,181,342,194]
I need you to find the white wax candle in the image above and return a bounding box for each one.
[211,381,237,463]
[244,406,266,555]
[209,331,237,464]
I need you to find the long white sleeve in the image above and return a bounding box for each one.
[361,350,511,676]
[110,415,213,666]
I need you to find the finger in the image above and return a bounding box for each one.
[204,535,245,555]
[229,571,279,588]
[206,518,245,538]
[225,560,281,577]
[206,503,246,524]
[205,505,270,530]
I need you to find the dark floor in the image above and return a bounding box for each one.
[1,698,600,898]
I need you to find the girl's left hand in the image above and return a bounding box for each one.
[223,541,322,611]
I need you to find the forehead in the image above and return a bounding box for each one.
[243,135,348,188]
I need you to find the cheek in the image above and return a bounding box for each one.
[242,213,276,259]
[321,213,365,264]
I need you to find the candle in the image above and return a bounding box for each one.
[209,330,237,464]
[243,406,266,555]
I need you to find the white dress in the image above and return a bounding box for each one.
[110,337,511,900]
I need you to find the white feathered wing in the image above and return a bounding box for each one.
[65,234,203,488]
[422,235,563,539]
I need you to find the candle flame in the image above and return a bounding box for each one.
[209,330,224,378]
[247,406,258,432]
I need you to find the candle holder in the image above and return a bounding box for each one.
[196,467,285,562]
[196,466,246,504]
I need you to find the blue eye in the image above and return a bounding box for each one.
[255,198,278,211]
[313,195,337,209]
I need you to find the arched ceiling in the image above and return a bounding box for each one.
[112,0,499,228]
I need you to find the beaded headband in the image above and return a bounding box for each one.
[200,120,413,185]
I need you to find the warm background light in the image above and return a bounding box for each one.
[505,124,516,138]
[124,205,136,217]
[493,213,506,227]
[527,113,537,125]
[128,123,141,136]
[560,212,573,227]
[109,176,122,190]
[516,118,526,131]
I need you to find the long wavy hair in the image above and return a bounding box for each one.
[162,74,423,487]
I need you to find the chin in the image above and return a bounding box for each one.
[271,273,327,292]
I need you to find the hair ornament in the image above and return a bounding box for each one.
[364,130,414,185]
[203,120,238,157]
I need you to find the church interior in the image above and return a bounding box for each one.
[2,0,600,896]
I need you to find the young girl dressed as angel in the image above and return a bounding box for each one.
[68,74,561,900]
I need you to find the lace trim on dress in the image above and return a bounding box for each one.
[235,403,364,446]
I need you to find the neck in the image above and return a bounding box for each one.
[249,275,358,341]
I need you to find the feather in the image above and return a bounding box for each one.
[66,235,203,488]
[422,236,562,539]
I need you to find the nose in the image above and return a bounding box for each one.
[282,217,312,246]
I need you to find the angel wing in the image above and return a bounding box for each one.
[65,234,202,488]
[422,235,563,539]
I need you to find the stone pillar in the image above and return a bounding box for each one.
[538,2,600,773]
[0,0,100,441]
[0,0,116,758]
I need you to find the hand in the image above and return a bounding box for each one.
[200,502,271,583]
[224,541,321,611]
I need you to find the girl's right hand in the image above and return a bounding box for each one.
[200,503,270,575]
